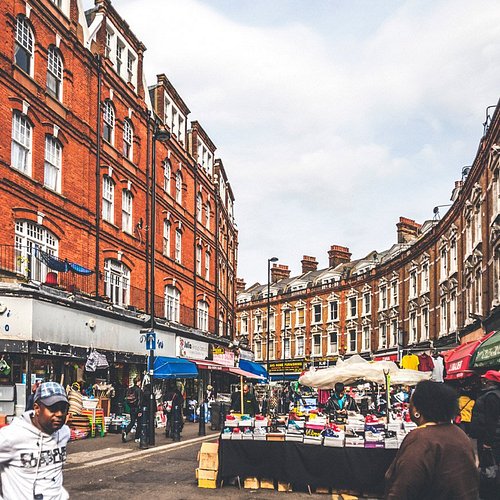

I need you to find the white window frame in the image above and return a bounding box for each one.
[163,220,170,257]
[44,135,62,192]
[348,297,357,318]
[296,306,305,326]
[421,263,429,293]
[283,337,291,359]
[409,271,417,298]
[11,112,32,175]
[15,16,34,75]
[379,322,387,349]
[163,160,171,193]
[196,245,202,275]
[296,336,305,357]
[196,193,202,223]
[123,119,133,160]
[328,331,338,354]
[348,329,357,353]
[205,251,210,280]
[175,229,182,263]
[390,280,398,306]
[122,190,133,233]
[165,286,180,322]
[362,327,370,352]
[380,286,387,310]
[104,259,130,306]
[175,171,182,204]
[409,313,417,343]
[421,307,429,340]
[47,46,63,101]
[312,334,322,356]
[440,298,448,335]
[197,300,209,332]
[329,300,338,321]
[102,176,114,223]
[363,293,371,315]
[254,340,262,361]
[390,319,398,347]
[103,100,115,144]
[205,202,211,229]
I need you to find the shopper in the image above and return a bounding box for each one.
[0,381,71,499]
[163,382,184,441]
[470,370,500,499]
[324,382,358,414]
[25,381,41,411]
[385,380,478,500]
[230,384,260,416]
[122,377,143,443]
[456,385,475,435]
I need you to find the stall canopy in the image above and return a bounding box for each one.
[154,357,198,379]
[298,354,430,388]
[471,331,500,369]
[226,366,266,380]
[239,360,269,380]
[445,332,496,380]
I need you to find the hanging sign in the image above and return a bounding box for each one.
[213,346,235,367]
[176,336,209,360]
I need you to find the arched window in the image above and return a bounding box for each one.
[102,100,115,144]
[44,135,62,192]
[47,46,63,100]
[196,193,202,222]
[102,175,115,223]
[196,244,202,275]
[205,202,211,229]
[163,160,171,193]
[175,229,182,263]
[175,171,182,203]
[165,286,180,322]
[163,220,170,257]
[15,221,58,282]
[11,112,32,175]
[122,189,133,233]
[104,259,130,306]
[122,119,133,160]
[197,300,209,332]
[14,16,34,75]
[205,250,210,281]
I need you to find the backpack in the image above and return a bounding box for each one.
[126,387,138,406]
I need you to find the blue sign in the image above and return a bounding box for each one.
[146,332,156,351]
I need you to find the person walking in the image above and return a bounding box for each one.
[470,370,500,499]
[385,380,478,500]
[163,382,184,441]
[122,377,143,443]
[0,381,71,499]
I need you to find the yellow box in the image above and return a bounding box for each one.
[198,442,219,470]
[196,469,217,480]
[244,477,260,489]
[198,479,217,489]
[277,482,291,492]
[260,479,274,489]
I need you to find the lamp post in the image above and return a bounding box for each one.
[147,121,170,447]
[266,257,278,381]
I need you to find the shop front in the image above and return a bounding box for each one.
[268,359,305,382]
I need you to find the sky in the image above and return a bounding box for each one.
[84,0,500,285]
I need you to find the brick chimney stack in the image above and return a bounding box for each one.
[301,255,318,274]
[271,264,291,283]
[328,245,351,268]
[397,217,421,244]
[235,278,246,292]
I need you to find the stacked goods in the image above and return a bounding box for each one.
[67,383,83,415]
[67,415,90,440]
[196,442,219,489]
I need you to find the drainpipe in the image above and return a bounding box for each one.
[94,54,102,297]
[193,163,198,328]
[145,114,151,313]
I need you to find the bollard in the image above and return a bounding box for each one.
[139,405,149,449]
[171,405,181,442]
[220,402,227,430]
[198,401,206,436]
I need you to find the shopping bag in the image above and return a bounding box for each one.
[479,448,500,490]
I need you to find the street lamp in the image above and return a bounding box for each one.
[266,257,278,381]
[147,121,170,447]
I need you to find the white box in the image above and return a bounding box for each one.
[387,422,402,432]
[384,438,400,449]
[221,432,231,440]
[224,420,239,427]
[242,433,254,440]
[345,437,365,448]
[254,419,268,428]
[253,434,267,441]
[285,433,304,442]
[230,433,243,440]
[303,436,323,445]
[15,384,26,407]
[0,386,15,402]
[323,437,345,447]
[0,401,15,415]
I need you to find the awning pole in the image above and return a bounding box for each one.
[240,375,244,414]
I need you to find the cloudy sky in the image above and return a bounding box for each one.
[86,0,500,284]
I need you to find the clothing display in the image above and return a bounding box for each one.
[400,354,420,371]
[430,356,445,383]
[417,353,434,372]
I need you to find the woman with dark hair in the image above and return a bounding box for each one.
[385,380,478,500]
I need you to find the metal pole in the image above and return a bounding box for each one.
[266,260,271,377]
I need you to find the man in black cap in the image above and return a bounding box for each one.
[0,381,70,499]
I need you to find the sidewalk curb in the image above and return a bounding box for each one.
[67,434,218,471]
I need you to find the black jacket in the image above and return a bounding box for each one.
[324,393,358,413]
[470,386,500,450]
[230,391,260,416]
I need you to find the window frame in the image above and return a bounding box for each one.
[11,112,32,175]
[121,189,133,233]
[44,135,62,192]
[122,119,133,160]
[102,175,115,223]
[165,285,180,322]
[46,46,63,101]
[14,16,34,75]
[102,100,115,145]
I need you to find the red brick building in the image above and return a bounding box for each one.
[237,105,500,380]
[0,0,238,387]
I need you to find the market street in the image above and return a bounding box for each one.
[64,424,318,499]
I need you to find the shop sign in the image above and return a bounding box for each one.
[268,360,304,373]
[212,346,235,367]
[176,336,208,360]
[239,349,255,361]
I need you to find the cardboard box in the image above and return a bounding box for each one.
[285,433,304,442]
[260,479,274,489]
[323,437,345,447]
[198,443,219,470]
[231,433,243,440]
[384,438,399,449]
[196,469,217,480]
[242,433,254,440]
[221,432,231,440]
[305,423,324,438]
[345,437,365,448]
[277,482,292,492]
[224,420,239,427]
[244,477,259,489]
[266,432,285,442]
[304,436,323,445]
[198,479,217,489]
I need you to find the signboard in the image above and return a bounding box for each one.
[212,346,235,367]
[239,349,255,361]
[176,336,209,360]
[268,360,305,374]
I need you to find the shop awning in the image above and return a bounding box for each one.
[239,360,269,380]
[445,332,495,380]
[153,357,198,379]
[373,353,398,362]
[471,331,500,369]
[189,359,227,371]
[225,366,266,380]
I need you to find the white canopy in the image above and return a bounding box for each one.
[299,354,431,388]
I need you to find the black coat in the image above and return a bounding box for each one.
[324,393,358,413]
[470,386,500,451]
[230,391,259,416]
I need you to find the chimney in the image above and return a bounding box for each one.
[328,245,351,268]
[271,264,290,283]
[301,255,318,274]
[235,278,246,293]
[397,217,421,244]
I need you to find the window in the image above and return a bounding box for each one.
[380,286,387,309]
[466,219,473,255]
[421,263,429,293]
[363,327,370,351]
[175,171,182,203]
[450,239,457,273]
[494,249,500,304]
[312,334,321,356]
[475,207,482,244]
[329,300,338,321]
[196,245,202,275]
[313,303,322,323]
[102,176,114,223]
[254,340,262,361]
[116,41,124,75]
[440,298,448,335]
[205,251,210,280]
[122,190,133,233]
[475,271,482,315]
[105,29,113,58]
[205,202,211,229]
[409,271,417,298]
[241,316,248,335]
[450,292,457,331]
[15,221,58,282]
[283,309,291,328]
[348,297,357,318]
[163,220,170,257]
[390,319,398,347]
[50,0,62,8]
[440,248,447,281]
[178,115,185,145]
[296,336,305,357]
[296,307,305,326]
[219,312,225,337]
[390,281,398,305]
[103,100,115,144]
[379,322,387,349]
[123,119,133,160]
[283,337,291,358]
[11,112,32,174]
[421,307,429,340]
[163,160,171,193]
[127,51,135,83]
[175,229,182,263]
[328,332,338,354]
[268,338,275,360]
[165,286,180,322]
[363,293,371,315]
[47,46,63,100]
[410,313,417,343]
[15,16,33,74]
[348,329,357,353]
[44,135,62,192]
[196,193,202,223]
[104,259,130,306]
[197,300,209,331]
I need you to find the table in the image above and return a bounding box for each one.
[218,439,397,495]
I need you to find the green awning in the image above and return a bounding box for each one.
[471,331,500,368]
